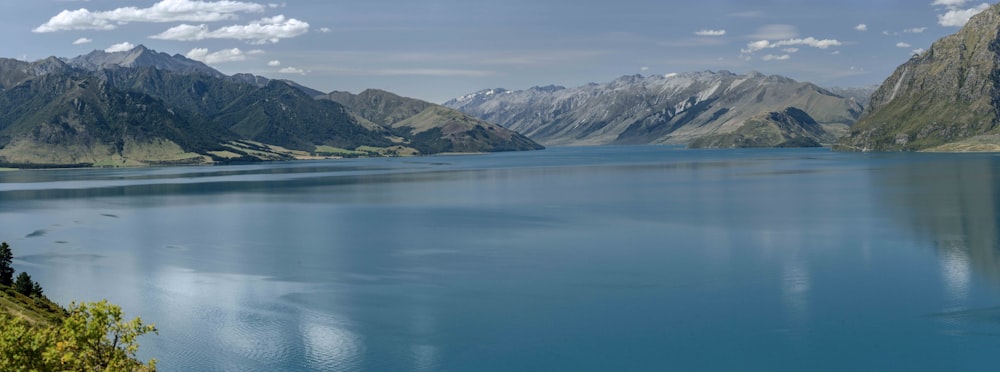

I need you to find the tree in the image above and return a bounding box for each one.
[0,242,12,286]
[13,271,43,297]
[55,300,158,371]
[32,281,43,297]
[14,272,33,296]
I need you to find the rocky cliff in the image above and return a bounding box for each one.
[836,4,1000,151]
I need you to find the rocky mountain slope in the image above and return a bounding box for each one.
[0,46,541,167]
[688,107,828,148]
[836,3,1000,152]
[68,45,223,78]
[322,89,543,153]
[827,86,878,109]
[445,71,864,147]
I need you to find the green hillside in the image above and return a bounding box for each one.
[0,242,157,370]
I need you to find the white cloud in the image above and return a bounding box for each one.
[904,27,928,33]
[742,37,843,54]
[105,41,136,53]
[185,47,249,64]
[749,24,798,40]
[151,15,309,44]
[931,0,968,6]
[831,50,841,55]
[640,66,649,71]
[34,0,266,33]
[855,24,868,31]
[935,2,990,27]
[761,54,791,61]
[268,60,281,66]
[782,48,799,53]
[913,48,926,54]
[896,42,912,48]
[694,29,726,36]
[319,27,331,33]
[72,37,93,45]
[278,66,305,74]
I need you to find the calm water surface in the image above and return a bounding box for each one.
[3,146,1000,370]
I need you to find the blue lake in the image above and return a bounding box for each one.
[3,146,1000,370]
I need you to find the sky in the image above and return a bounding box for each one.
[0,0,995,103]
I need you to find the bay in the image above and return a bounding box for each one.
[3,146,1000,370]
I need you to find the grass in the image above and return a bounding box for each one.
[314,145,367,156]
[356,145,420,156]
[0,286,65,326]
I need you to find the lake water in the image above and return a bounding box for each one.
[3,146,1000,370]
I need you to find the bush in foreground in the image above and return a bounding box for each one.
[0,300,157,371]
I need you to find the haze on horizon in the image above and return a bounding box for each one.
[2,0,993,103]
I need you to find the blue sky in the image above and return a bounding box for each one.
[2,0,994,103]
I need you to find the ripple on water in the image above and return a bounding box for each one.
[300,310,365,372]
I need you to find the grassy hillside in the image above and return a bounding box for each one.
[0,285,65,326]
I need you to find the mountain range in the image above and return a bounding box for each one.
[0,45,541,167]
[444,71,865,148]
[11,8,999,167]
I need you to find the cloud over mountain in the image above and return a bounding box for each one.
[150,15,309,44]
[742,37,842,54]
[33,0,265,33]
[105,42,136,53]
[186,47,255,64]
[933,1,990,27]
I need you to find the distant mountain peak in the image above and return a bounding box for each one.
[68,45,223,78]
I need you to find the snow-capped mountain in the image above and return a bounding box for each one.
[445,71,866,146]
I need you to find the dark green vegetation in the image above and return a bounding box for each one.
[689,108,828,148]
[0,242,157,371]
[837,3,1000,152]
[0,242,12,287]
[0,46,541,167]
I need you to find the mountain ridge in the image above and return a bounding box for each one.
[445,70,864,147]
[0,46,542,167]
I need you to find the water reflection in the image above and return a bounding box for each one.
[940,244,972,306]
[781,259,811,337]
[299,310,364,371]
[874,155,1000,293]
